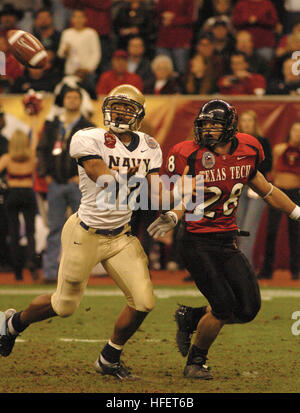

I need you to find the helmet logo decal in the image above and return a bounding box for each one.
[202,151,216,169]
[104,132,117,148]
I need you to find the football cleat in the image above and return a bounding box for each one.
[184,360,213,380]
[0,309,18,357]
[94,358,137,381]
[175,304,196,357]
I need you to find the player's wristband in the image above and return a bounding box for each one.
[289,205,300,221]
[165,211,178,226]
[262,184,274,199]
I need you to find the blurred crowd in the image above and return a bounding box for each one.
[0,0,299,282]
[0,0,300,97]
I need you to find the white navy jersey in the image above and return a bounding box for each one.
[70,127,162,229]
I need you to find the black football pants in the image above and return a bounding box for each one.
[178,230,261,323]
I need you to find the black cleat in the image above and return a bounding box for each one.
[94,358,137,381]
[184,345,213,379]
[0,309,18,357]
[184,361,213,380]
[175,304,195,357]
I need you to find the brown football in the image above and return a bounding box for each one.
[7,30,48,69]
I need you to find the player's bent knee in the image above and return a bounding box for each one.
[51,280,84,317]
[211,310,232,321]
[131,291,155,313]
[238,306,260,323]
[132,295,155,313]
[54,300,79,318]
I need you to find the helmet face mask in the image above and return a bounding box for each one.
[103,85,145,133]
[194,100,238,148]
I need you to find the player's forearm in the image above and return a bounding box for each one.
[82,158,115,183]
[264,186,297,216]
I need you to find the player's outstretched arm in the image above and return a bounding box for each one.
[147,167,205,239]
[248,171,300,221]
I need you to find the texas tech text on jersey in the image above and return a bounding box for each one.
[166,132,264,233]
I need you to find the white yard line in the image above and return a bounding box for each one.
[15,338,162,343]
[0,288,300,300]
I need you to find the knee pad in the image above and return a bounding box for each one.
[51,280,85,317]
[128,280,155,313]
[236,306,260,324]
[211,309,232,321]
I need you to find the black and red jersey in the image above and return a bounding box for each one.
[165,133,265,234]
[275,144,300,175]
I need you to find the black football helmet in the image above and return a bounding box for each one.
[194,99,238,148]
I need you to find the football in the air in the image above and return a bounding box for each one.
[7,30,48,69]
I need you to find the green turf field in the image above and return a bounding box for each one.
[0,285,300,394]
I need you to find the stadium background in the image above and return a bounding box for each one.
[1,94,299,284]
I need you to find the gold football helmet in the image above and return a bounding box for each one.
[102,84,146,133]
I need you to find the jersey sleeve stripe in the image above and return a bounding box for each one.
[77,155,102,167]
[147,167,160,175]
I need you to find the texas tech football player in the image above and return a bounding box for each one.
[148,99,300,380]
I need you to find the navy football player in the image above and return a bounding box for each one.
[148,99,300,379]
[0,85,183,381]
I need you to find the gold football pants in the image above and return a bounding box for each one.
[51,214,154,317]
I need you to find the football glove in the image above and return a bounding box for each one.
[147,211,178,239]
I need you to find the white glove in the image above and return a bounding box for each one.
[147,211,178,239]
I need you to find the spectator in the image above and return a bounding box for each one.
[0,33,24,93]
[0,3,23,36]
[218,51,266,95]
[267,57,300,95]
[143,55,182,94]
[182,54,217,94]
[203,0,235,33]
[36,88,95,283]
[113,0,156,57]
[284,0,300,33]
[206,18,235,69]
[194,33,226,83]
[236,110,273,268]
[0,105,11,272]
[11,51,63,94]
[52,76,95,120]
[232,0,280,61]
[235,30,270,78]
[276,20,300,58]
[96,49,143,95]
[272,31,300,80]
[63,0,112,73]
[258,121,300,280]
[57,9,101,93]
[33,8,61,53]
[127,36,154,87]
[155,0,195,75]
[1,1,45,33]
[0,121,39,281]
[192,0,215,46]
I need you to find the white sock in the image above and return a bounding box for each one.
[7,318,18,336]
[108,340,123,351]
